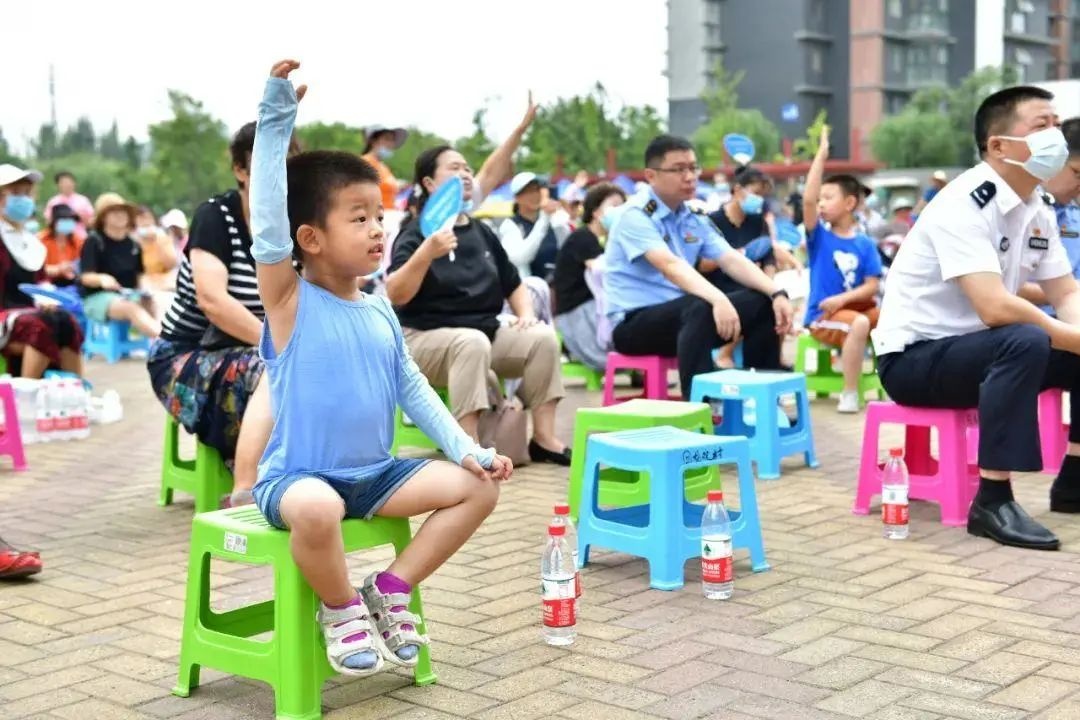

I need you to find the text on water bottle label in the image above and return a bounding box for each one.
[882,486,909,526]
[701,537,734,583]
[541,577,576,628]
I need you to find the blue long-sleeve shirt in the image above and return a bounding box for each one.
[249,77,494,488]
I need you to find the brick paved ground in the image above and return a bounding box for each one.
[2,358,1080,720]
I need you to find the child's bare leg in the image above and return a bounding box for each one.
[838,314,871,413]
[364,460,500,664]
[715,343,736,370]
[279,478,380,674]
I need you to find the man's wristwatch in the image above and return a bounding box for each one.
[770,289,789,301]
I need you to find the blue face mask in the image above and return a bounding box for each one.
[55,218,77,235]
[376,147,394,160]
[4,195,35,223]
[740,192,765,215]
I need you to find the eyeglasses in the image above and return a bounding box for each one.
[653,165,702,177]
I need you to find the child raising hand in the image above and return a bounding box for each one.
[249,59,512,676]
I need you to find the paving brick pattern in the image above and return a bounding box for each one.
[2,360,1080,719]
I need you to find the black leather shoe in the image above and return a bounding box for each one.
[1049,481,1080,513]
[529,440,571,466]
[967,499,1060,551]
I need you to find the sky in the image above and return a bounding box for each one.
[7,0,669,155]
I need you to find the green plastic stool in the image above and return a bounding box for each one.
[391,387,449,455]
[567,399,719,522]
[794,333,885,402]
[160,418,234,514]
[174,505,436,720]
[561,357,603,391]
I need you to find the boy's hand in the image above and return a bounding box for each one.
[489,454,514,482]
[269,59,308,102]
[819,294,844,315]
[772,294,794,335]
[816,125,830,158]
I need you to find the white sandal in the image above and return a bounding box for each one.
[316,600,384,677]
[361,573,429,667]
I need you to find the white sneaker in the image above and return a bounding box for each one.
[837,391,861,414]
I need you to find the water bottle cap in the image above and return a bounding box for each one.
[548,524,565,536]
[553,503,570,515]
[889,447,904,458]
[707,490,724,503]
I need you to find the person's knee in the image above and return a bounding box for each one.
[450,329,492,363]
[281,486,343,536]
[469,474,500,516]
[109,299,136,319]
[849,314,871,338]
[1000,323,1051,358]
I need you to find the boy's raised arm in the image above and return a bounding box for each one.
[250,60,307,317]
[802,125,830,233]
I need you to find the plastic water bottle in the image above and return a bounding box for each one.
[541,524,576,646]
[67,381,90,439]
[551,503,581,599]
[52,381,73,440]
[34,384,54,442]
[882,448,910,539]
[701,490,734,599]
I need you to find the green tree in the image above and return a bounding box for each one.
[295,121,366,154]
[791,109,829,161]
[692,60,781,167]
[60,117,97,156]
[385,127,450,182]
[455,109,496,172]
[870,113,958,168]
[122,136,143,170]
[0,127,18,164]
[35,153,144,206]
[99,120,122,160]
[615,105,666,170]
[870,65,1020,167]
[520,83,623,173]
[144,91,232,213]
[32,123,60,160]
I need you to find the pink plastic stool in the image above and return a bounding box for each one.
[1039,389,1069,475]
[855,401,978,526]
[602,353,679,406]
[0,382,27,471]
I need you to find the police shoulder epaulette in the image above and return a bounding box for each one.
[970,180,996,209]
[643,199,658,216]
[689,206,705,215]
[1042,191,1056,206]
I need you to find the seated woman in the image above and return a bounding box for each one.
[0,164,83,378]
[387,146,570,465]
[39,204,82,287]
[80,193,161,339]
[499,172,572,282]
[134,205,179,293]
[147,122,288,505]
[552,182,625,372]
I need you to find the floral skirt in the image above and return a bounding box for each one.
[146,339,264,462]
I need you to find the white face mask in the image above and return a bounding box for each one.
[998,127,1070,182]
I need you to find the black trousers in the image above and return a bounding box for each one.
[612,291,781,394]
[878,323,1080,472]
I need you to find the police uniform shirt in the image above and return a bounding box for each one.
[872,162,1072,355]
[603,186,731,323]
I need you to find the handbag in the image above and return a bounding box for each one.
[477,371,530,466]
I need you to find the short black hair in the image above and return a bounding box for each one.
[581,182,626,224]
[55,171,74,184]
[285,151,381,256]
[644,135,694,168]
[822,174,863,200]
[733,166,769,189]
[974,85,1055,155]
[231,122,302,188]
[1063,117,1080,156]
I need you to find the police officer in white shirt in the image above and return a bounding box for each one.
[874,86,1080,551]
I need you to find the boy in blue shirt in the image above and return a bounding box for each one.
[802,126,883,413]
[249,60,512,677]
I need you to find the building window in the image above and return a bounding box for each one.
[888,0,903,19]
[886,93,909,115]
[1014,47,1032,82]
[810,46,824,75]
[908,0,950,31]
[1007,0,1035,34]
[890,45,904,74]
[907,43,949,84]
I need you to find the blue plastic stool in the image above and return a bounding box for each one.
[690,369,819,480]
[83,319,150,364]
[578,426,769,591]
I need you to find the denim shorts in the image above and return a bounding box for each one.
[253,457,430,530]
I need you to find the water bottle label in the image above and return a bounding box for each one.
[36,417,53,433]
[54,414,72,431]
[541,577,575,628]
[882,486,909,525]
[701,537,733,583]
[73,416,89,430]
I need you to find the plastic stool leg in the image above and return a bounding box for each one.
[646,456,688,591]
[172,546,208,698]
[853,406,882,515]
[754,389,782,480]
[272,560,323,720]
[602,363,618,406]
[732,450,769,572]
[937,414,971,527]
[0,387,27,471]
[797,387,819,469]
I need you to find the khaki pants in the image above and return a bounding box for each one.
[403,325,565,419]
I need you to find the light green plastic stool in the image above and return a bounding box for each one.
[174,505,436,720]
[391,387,450,455]
[160,418,234,513]
[561,358,603,391]
[794,333,885,401]
[567,399,719,522]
